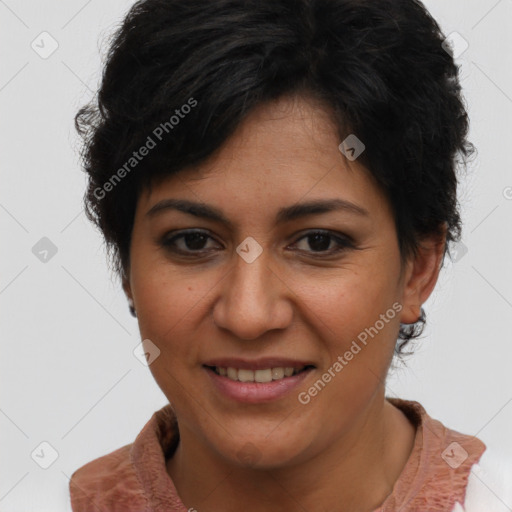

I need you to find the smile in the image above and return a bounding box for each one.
[203,363,315,403]
[208,366,312,383]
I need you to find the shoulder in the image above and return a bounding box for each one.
[452,448,512,512]
[69,443,149,512]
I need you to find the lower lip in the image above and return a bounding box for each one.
[204,367,314,404]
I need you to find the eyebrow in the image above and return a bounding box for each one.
[146,198,369,227]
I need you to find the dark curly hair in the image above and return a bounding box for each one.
[75,0,474,355]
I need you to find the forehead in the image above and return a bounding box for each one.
[138,95,388,221]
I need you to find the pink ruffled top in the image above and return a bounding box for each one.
[69,398,486,511]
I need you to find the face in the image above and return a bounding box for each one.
[124,95,426,469]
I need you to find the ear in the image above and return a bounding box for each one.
[400,227,446,324]
[122,268,133,302]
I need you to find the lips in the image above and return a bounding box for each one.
[204,361,315,403]
[202,358,315,397]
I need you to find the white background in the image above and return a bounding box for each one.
[1,1,511,510]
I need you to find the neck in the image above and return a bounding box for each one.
[166,393,416,512]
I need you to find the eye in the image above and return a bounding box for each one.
[160,229,354,258]
[291,230,354,255]
[160,229,221,255]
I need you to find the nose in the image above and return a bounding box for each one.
[212,248,293,340]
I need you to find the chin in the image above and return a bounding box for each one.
[215,432,309,471]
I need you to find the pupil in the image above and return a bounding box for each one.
[185,233,206,250]
[309,234,330,252]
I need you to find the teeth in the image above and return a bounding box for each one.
[238,369,254,382]
[255,369,272,383]
[271,367,284,379]
[214,366,305,382]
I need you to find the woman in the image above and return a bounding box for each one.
[69,0,512,510]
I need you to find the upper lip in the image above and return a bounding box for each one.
[203,358,316,370]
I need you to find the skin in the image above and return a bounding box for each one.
[123,94,445,512]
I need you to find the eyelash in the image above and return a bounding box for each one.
[159,229,355,258]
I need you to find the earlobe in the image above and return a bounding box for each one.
[122,273,136,317]
[122,274,132,300]
[401,303,422,325]
[128,297,137,317]
[400,229,446,325]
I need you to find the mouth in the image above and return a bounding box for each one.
[202,358,316,402]
[204,365,314,383]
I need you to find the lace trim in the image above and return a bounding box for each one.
[375,398,486,511]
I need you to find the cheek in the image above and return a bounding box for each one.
[132,234,218,328]
[131,264,222,380]
[134,256,402,356]
[299,268,401,343]
[294,274,401,419]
